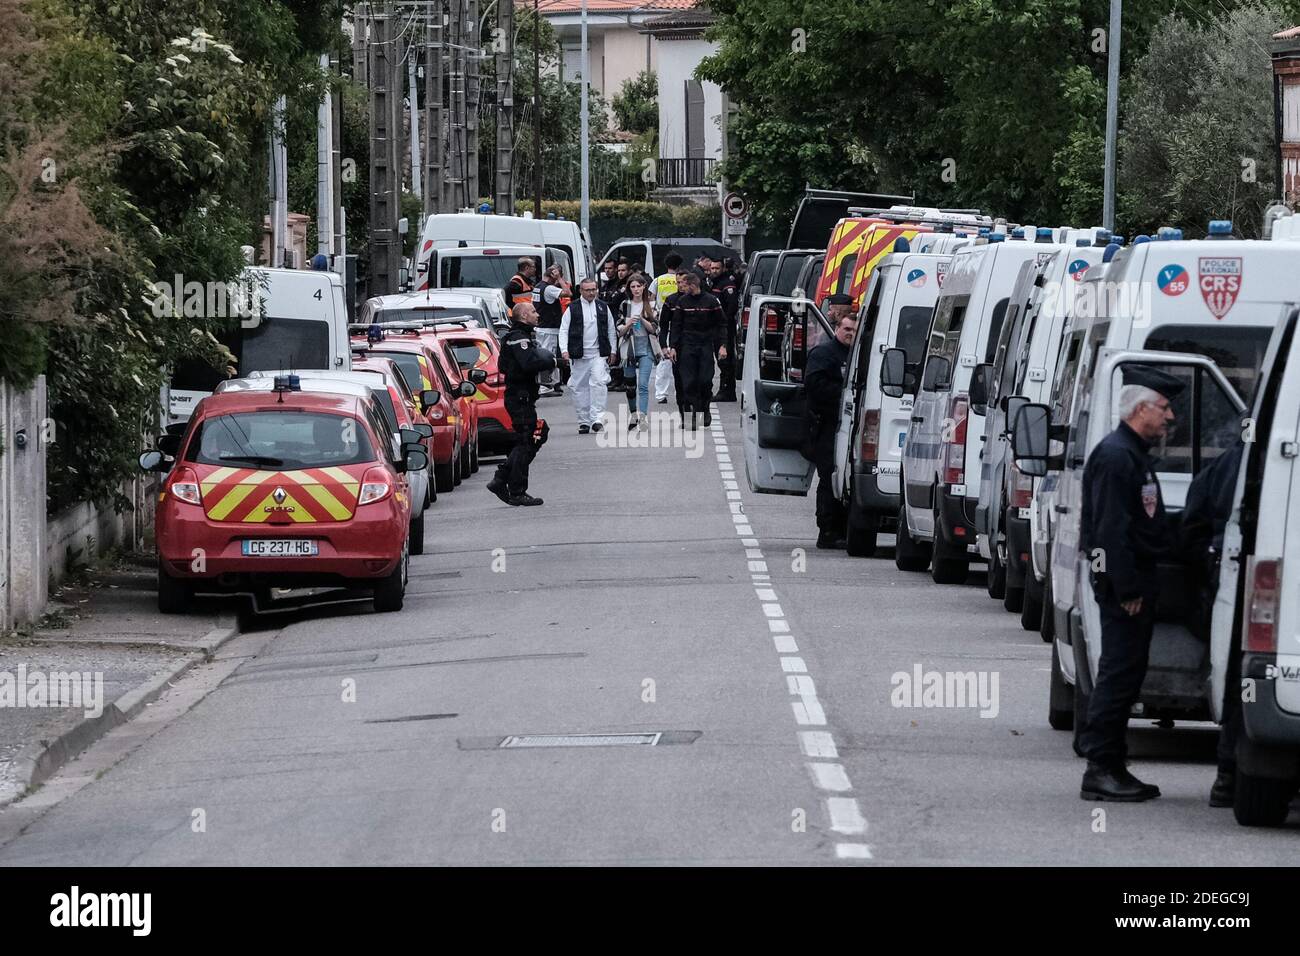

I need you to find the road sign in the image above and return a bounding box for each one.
[723,192,747,219]
[726,216,748,235]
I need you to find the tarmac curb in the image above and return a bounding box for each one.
[0,618,239,807]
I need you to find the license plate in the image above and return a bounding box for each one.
[241,539,318,557]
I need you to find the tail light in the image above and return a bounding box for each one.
[167,467,202,505]
[487,372,505,387]
[740,306,751,331]
[792,324,804,349]
[944,394,969,485]
[426,406,445,420]
[860,408,880,461]
[358,466,393,506]
[1009,461,1034,509]
[1245,557,1282,653]
[764,308,780,332]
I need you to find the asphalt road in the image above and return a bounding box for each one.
[1,389,1297,865]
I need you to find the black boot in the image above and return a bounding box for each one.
[1081,763,1160,802]
[1209,769,1235,807]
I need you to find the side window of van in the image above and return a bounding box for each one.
[1051,330,1084,418]
[1143,325,1271,406]
[983,298,1010,364]
[836,253,859,296]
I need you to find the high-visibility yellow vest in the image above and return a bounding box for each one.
[653,273,678,303]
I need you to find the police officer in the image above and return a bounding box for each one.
[803,295,857,549]
[1077,365,1183,801]
[487,301,556,507]
[707,257,739,402]
[532,263,568,396]
[665,270,725,428]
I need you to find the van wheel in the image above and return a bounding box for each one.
[931,553,968,585]
[1233,771,1296,827]
[157,564,192,614]
[435,459,455,492]
[846,508,878,558]
[373,550,407,613]
[986,548,1006,599]
[1003,583,1024,613]
[1049,641,1074,730]
[894,506,931,572]
[409,509,425,556]
[1039,571,1055,642]
[1021,575,1043,631]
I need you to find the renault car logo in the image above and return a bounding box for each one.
[273,486,287,504]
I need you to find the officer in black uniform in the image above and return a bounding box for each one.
[487,301,556,507]
[707,257,740,402]
[803,294,856,549]
[1077,364,1183,801]
[666,270,725,428]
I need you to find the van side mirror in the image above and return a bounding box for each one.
[468,368,488,384]
[1011,402,1052,477]
[970,362,993,414]
[420,389,441,409]
[1004,395,1028,435]
[880,347,907,398]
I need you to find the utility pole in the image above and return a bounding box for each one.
[317,52,334,256]
[331,50,345,256]
[424,3,446,215]
[447,0,466,210]
[269,94,287,267]
[1102,0,1121,232]
[368,3,401,295]
[495,0,514,215]
[408,35,422,202]
[352,5,368,87]
[579,0,589,234]
[533,0,541,216]
[466,0,481,205]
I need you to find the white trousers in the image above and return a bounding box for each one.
[534,329,561,387]
[653,356,674,401]
[569,355,609,426]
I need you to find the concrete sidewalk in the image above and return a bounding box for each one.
[0,555,237,805]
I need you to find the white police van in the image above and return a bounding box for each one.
[1018,224,1286,736]
[831,247,955,555]
[888,230,1069,582]
[977,237,1109,622]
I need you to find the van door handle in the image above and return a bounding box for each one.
[911,416,924,423]
[1055,505,1070,514]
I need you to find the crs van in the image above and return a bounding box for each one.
[165,267,352,425]
[414,213,593,289]
[889,233,1069,583]
[427,244,572,292]
[597,237,732,277]
[831,248,952,556]
[977,238,1108,623]
[1020,229,1288,738]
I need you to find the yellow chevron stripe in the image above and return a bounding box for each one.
[207,483,257,521]
[302,483,352,520]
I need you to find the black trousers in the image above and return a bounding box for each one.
[1078,599,1155,768]
[678,343,715,413]
[716,320,737,399]
[494,395,538,495]
[814,445,845,534]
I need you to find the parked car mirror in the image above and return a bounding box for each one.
[880,347,907,398]
[403,446,429,473]
[412,423,433,439]
[138,450,167,473]
[468,368,488,384]
[458,380,476,397]
[420,389,441,409]
[1004,396,1028,434]
[1008,403,1050,473]
[400,427,422,445]
[970,363,993,414]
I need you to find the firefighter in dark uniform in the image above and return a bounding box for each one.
[707,257,740,402]
[487,301,555,507]
[666,270,725,428]
[504,257,537,319]
[1077,364,1183,801]
[803,294,857,550]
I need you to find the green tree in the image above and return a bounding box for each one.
[612,70,659,135]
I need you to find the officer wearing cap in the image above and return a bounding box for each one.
[1077,364,1182,801]
[803,293,858,549]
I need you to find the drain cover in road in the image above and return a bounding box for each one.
[499,732,662,748]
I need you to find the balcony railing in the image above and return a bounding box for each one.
[656,157,717,188]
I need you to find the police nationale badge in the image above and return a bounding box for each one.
[1141,481,1158,519]
[1198,257,1242,320]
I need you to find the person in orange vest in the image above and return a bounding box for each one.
[504,257,537,318]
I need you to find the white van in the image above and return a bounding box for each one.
[414,213,593,290]
[890,234,1069,582]
[165,267,351,425]
[426,244,572,294]
[1023,231,1288,736]
[977,238,1109,622]
[832,249,953,555]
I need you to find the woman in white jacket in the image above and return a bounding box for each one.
[616,274,661,430]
